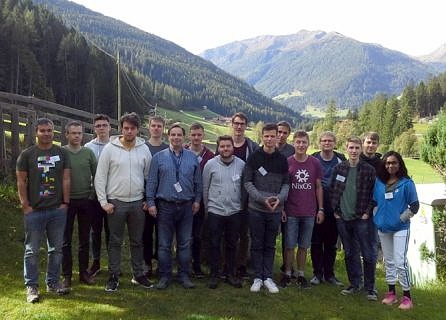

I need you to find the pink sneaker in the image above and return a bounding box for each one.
[381,291,397,305]
[398,296,413,310]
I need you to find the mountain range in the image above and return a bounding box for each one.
[201,30,446,111]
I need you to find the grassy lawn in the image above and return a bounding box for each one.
[404,158,444,184]
[0,185,444,320]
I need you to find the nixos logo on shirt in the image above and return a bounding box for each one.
[292,169,312,190]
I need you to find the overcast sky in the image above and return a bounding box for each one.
[70,0,445,56]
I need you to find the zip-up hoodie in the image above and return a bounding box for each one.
[85,138,109,160]
[202,155,245,216]
[94,135,151,206]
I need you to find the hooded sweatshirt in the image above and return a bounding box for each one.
[85,138,109,160]
[94,135,151,206]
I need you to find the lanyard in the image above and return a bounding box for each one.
[170,149,183,181]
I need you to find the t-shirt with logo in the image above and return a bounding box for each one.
[16,145,70,210]
[285,155,322,217]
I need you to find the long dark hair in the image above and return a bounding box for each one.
[378,151,409,182]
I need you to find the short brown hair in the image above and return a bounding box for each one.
[362,132,380,143]
[293,130,309,141]
[216,135,234,147]
[319,131,336,142]
[65,120,82,133]
[149,116,165,126]
[35,118,54,131]
[231,112,248,124]
[120,112,140,129]
[277,121,291,132]
[346,136,362,146]
[189,122,204,131]
[94,114,110,123]
[167,123,185,135]
[262,123,278,134]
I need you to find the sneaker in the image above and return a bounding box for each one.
[79,272,95,285]
[47,281,70,295]
[398,296,413,310]
[131,275,153,289]
[227,275,242,288]
[180,277,195,289]
[341,285,360,295]
[279,274,291,288]
[105,274,119,292]
[238,266,250,280]
[192,267,205,279]
[310,276,321,285]
[88,260,101,277]
[156,277,171,290]
[250,278,263,292]
[208,277,218,289]
[325,276,344,287]
[367,290,378,301]
[382,291,398,305]
[263,278,279,293]
[297,276,310,289]
[26,286,39,303]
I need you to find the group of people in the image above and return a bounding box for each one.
[16,111,419,311]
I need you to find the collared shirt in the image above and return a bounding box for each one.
[146,147,202,206]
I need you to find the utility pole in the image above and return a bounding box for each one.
[117,49,121,122]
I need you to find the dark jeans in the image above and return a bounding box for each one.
[236,210,250,268]
[90,200,109,262]
[107,199,145,277]
[311,215,338,279]
[143,214,158,267]
[62,199,94,277]
[249,209,281,280]
[192,203,205,270]
[336,218,376,291]
[280,220,287,269]
[157,200,193,280]
[208,212,241,277]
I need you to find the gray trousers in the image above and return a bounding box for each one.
[107,199,145,277]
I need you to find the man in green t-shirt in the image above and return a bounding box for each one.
[61,121,97,290]
[16,118,71,303]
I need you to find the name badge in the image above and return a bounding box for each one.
[197,156,203,163]
[174,182,183,193]
[385,192,393,200]
[232,174,240,182]
[336,174,346,182]
[258,166,268,176]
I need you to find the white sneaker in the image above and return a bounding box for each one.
[250,278,263,292]
[263,278,279,293]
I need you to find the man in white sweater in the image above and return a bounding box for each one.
[94,112,152,292]
[202,135,245,289]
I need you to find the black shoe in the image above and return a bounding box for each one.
[325,276,344,287]
[79,272,95,285]
[131,275,153,289]
[237,266,250,280]
[180,277,195,289]
[208,277,218,289]
[105,274,119,292]
[156,277,171,290]
[227,275,242,288]
[62,277,72,290]
[297,276,310,289]
[279,275,291,288]
[88,260,101,277]
[341,285,360,295]
[192,267,205,279]
[47,281,70,295]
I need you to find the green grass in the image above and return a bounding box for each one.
[404,158,444,184]
[1,185,445,320]
[413,122,430,135]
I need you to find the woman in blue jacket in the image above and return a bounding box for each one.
[373,151,419,310]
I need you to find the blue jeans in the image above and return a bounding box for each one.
[157,200,193,280]
[336,218,376,291]
[107,199,145,277]
[249,209,281,280]
[24,208,67,287]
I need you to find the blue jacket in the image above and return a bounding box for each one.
[373,177,418,232]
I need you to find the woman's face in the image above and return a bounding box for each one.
[385,155,400,176]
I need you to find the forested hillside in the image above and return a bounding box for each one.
[29,0,302,123]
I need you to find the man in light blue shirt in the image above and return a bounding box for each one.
[146,123,202,289]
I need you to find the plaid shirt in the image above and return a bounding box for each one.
[329,160,376,219]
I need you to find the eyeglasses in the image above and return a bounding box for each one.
[232,122,246,127]
[321,139,334,143]
[385,161,399,165]
[94,123,109,128]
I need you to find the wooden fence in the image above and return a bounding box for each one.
[0,91,147,175]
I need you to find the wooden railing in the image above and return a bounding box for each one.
[0,91,147,174]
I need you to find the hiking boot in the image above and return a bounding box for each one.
[238,265,250,280]
[192,267,205,279]
[47,281,70,295]
[325,276,344,286]
[250,278,263,292]
[297,276,310,289]
[79,272,95,285]
[398,296,413,310]
[105,274,119,292]
[156,277,171,290]
[367,290,378,301]
[208,277,218,289]
[341,285,360,295]
[227,275,242,288]
[263,278,279,293]
[26,286,39,303]
[180,277,195,289]
[131,275,153,289]
[310,276,321,285]
[382,291,398,305]
[279,274,291,288]
[62,277,72,291]
[88,260,101,277]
